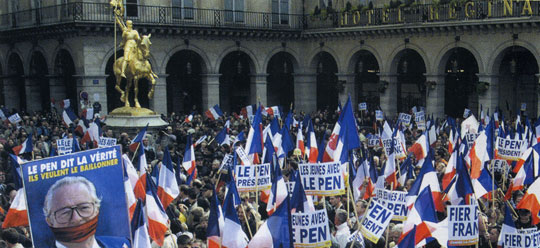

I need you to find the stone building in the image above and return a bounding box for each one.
[0,0,539,118]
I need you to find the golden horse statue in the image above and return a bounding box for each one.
[112,34,158,108]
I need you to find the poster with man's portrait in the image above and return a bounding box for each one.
[22,145,131,248]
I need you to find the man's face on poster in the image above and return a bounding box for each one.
[46,183,99,228]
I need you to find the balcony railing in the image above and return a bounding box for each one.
[0,2,305,31]
[0,1,539,32]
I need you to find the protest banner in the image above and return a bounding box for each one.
[8,113,21,124]
[291,209,331,247]
[286,181,296,195]
[496,136,527,161]
[465,132,480,148]
[219,153,234,172]
[347,230,365,243]
[56,138,73,155]
[98,137,117,148]
[235,163,271,192]
[492,159,509,174]
[503,231,540,248]
[358,102,367,111]
[235,146,252,165]
[381,137,407,160]
[398,113,412,126]
[374,188,408,221]
[375,110,384,121]
[360,200,394,243]
[448,205,479,246]
[414,111,426,130]
[463,108,471,118]
[22,146,131,247]
[367,134,381,147]
[521,103,527,111]
[298,162,345,196]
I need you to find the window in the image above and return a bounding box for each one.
[272,0,289,24]
[225,0,244,23]
[10,0,19,12]
[172,0,194,20]
[125,0,138,17]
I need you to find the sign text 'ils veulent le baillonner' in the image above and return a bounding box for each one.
[26,149,118,182]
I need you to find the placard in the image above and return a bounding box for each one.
[235,146,252,165]
[8,113,21,124]
[235,163,271,192]
[375,110,384,121]
[291,209,331,247]
[374,188,408,221]
[98,137,117,148]
[381,137,407,160]
[521,103,527,111]
[367,134,381,147]
[492,159,509,174]
[463,108,471,118]
[22,146,131,247]
[358,102,367,111]
[298,162,345,196]
[503,231,540,248]
[415,111,426,130]
[219,154,234,172]
[496,136,527,161]
[56,138,73,155]
[448,205,479,246]
[360,200,394,243]
[465,133,480,148]
[399,113,412,126]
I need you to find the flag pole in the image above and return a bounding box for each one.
[491,160,495,212]
[240,204,254,238]
[347,184,361,248]
[473,191,493,248]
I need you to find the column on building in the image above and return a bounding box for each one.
[201,74,220,111]
[378,73,398,118]
[293,73,317,113]
[150,74,167,115]
[477,74,499,116]
[74,75,108,114]
[48,75,67,109]
[425,74,445,118]
[250,73,268,106]
[4,77,20,110]
[25,76,42,112]
[336,73,356,106]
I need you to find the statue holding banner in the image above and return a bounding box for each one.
[110,0,158,110]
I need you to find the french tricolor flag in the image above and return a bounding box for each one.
[182,134,196,177]
[516,176,540,224]
[222,179,249,248]
[244,106,263,162]
[215,120,230,146]
[130,199,152,248]
[145,175,169,246]
[122,156,137,221]
[266,153,288,216]
[185,112,194,123]
[402,186,438,247]
[248,193,292,248]
[81,121,100,148]
[241,104,257,119]
[129,124,148,152]
[469,121,494,179]
[406,151,445,212]
[265,106,281,119]
[12,136,33,155]
[157,148,179,208]
[134,145,148,200]
[296,122,305,158]
[207,188,225,248]
[62,108,78,127]
[205,105,224,120]
[306,120,319,163]
[535,118,540,143]
[408,133,428,161]
[2,155,28,228]
[290,170,314,213]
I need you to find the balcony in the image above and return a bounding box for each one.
[0,1,539,35]
[0,2,305,31]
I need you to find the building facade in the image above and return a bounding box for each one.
[0,0,539,119]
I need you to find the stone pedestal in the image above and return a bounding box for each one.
[105,107,168,136]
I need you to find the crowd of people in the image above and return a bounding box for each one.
[0,105,535,248]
